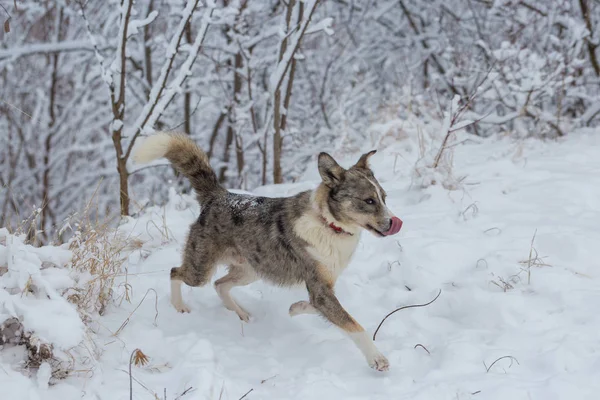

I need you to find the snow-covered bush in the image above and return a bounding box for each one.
[0,228,81,383]
[0,215,137,386]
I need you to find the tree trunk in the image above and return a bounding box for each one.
[218,122,234,183]
[183,20,193,134]
[233,51,244,179]
[220,2,246,185]
[112,0,133,216]
[272,0,296,184]
[174,19,194,191]
[117,155,129,215]
[143,0,154,97]
[40,6,63,244]
[579,0,600,76]
[280,2,303,136]
[261,132,268,186]
[208,111,226,159]
[273,86,283,184]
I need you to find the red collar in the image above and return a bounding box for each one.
[320,216,353,236]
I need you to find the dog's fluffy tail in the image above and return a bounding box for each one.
[133,133,223,200]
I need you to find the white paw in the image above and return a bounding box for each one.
[368,353,390,372]
[172,300,191,313]
[236,308,251,322]
[222,300,252,322]
[289,301,316,317]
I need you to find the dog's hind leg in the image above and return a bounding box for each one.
[214,264,257,322]
[170,244,219,313]
[306,278,389,371]
[170,275,191,313]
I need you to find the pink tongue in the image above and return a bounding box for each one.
[383,217,403,236]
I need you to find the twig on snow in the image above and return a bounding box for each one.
[261,375,278,384]
[484,355,520,373]
[114,288,159,336]
[174,387,195,399]
[218,382,225,400]
[373,289,442,340]
[414,344,431,355]
[483,227,502,235]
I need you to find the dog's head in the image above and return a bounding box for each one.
[317,151,402,237]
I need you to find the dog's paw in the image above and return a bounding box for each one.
[172,301,191,313]
[289,301,316,317]
[368,353,390,372]
[236,308,251,323]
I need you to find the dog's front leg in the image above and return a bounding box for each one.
[306,279,389,371]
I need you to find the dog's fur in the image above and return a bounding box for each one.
[133,133,401,371]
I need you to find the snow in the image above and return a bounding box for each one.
[305,17,334,36]
[128,10,159,37]
[0,40,103,60]
[37,362,52,390]
[110,119,124,133]
[2,133,600,398]
[0,231,84,350]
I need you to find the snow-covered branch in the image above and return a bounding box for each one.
[125,0,208,160]
[269,0,320,95]
[0,40,111,60]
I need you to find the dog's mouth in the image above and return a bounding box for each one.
[367,217,403,237]
[367,225,386,237]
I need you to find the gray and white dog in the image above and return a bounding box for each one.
[134,133,403,371]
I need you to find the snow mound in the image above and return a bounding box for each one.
[0,229,84,391]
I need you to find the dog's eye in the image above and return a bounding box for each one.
[364,198,376,205]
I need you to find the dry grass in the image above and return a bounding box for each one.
[125,348,195,400]
[490,274,517,292]
[145,207,173,244]
[113,288,159,337]
[461,202,479,221]
[411,124,467,191]
[3,205,44,245]
[57,202,148,386]
[67,219,131,316]
[64,186,138,317]
[518,229,551,284]
[1,184,153,385]
[490,230,550,291]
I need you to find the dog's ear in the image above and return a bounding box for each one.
[318,152,345,187]
[353,150,377,170]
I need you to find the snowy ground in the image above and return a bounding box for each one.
[2,132,600,399]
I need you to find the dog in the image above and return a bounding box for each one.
[133,133,403,371]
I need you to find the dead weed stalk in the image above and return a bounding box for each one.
[373,290,442,340]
